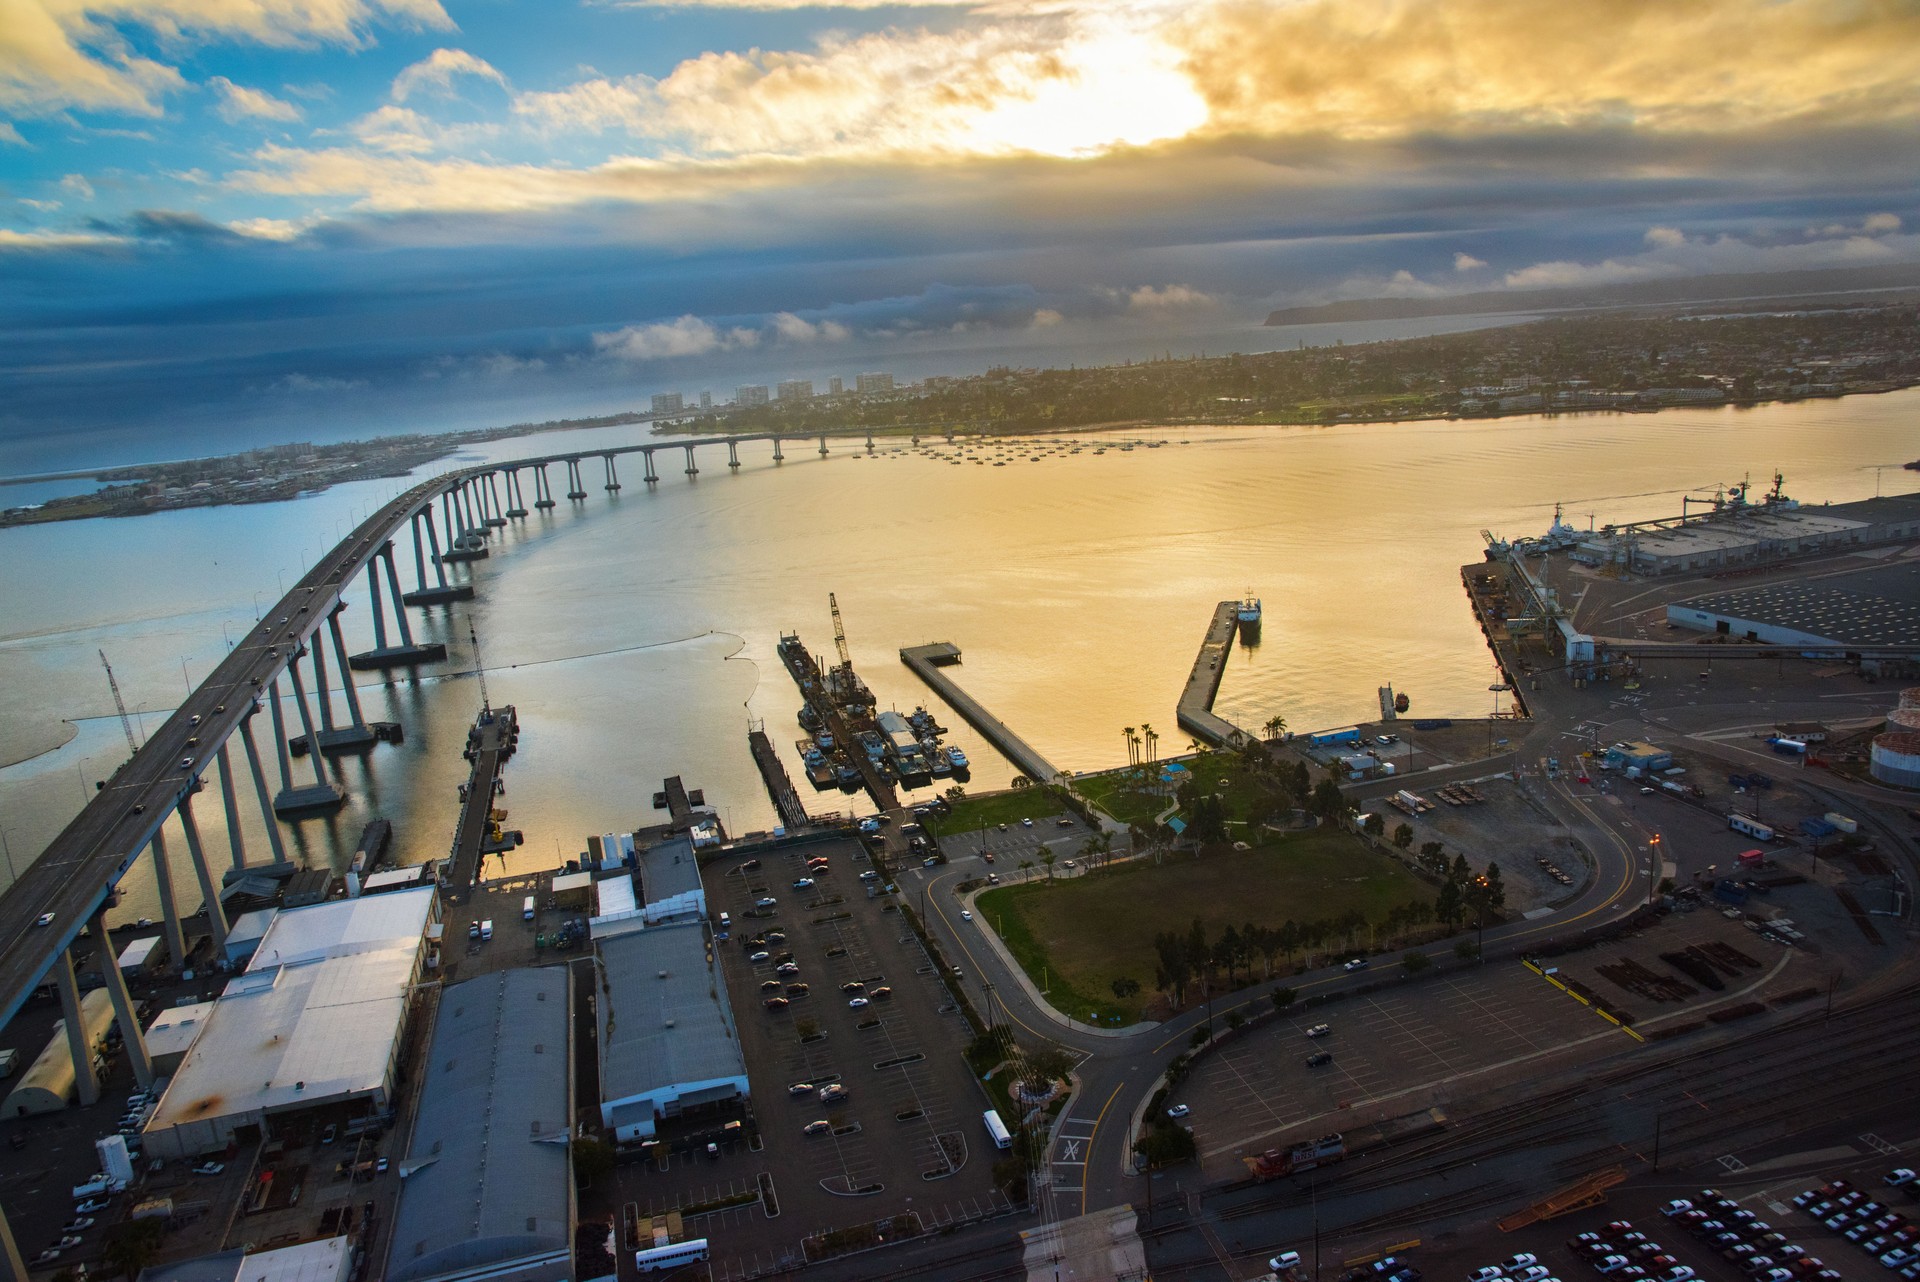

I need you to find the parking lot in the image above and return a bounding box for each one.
[608,836,1012,1280]
[1432,1155,1920,1282]
[1176,964,1618,1182]
[934,811,1092,882]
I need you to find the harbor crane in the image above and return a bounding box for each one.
[829,592,852,671]
[99,649,140,756]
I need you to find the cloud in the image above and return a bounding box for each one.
[1502,258,1664,289]
[0,227,123,250]
[275,372,369,392]
[1,0,453,118]
[1807,211,1903,238]
[392,49,508,103]
[769,312,852,343]
[1644,226,1687,249]
[1174,0,1920,141]
[208,76,302,123]
[514,13,1206,160]
[60,173,95,200]
[1504,215,1919,288]
[592,315,761,361]
[1125,283,1212,310]
[1030,308,1064,327]
[1453,251,1487,271]
[0,122,26,145]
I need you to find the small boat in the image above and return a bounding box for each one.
[1236,592,1262,643]
[1394,692,1410,713]
[946,746,969,770]
[931,749,953,777]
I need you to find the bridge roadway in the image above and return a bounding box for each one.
[0,428,824,1027]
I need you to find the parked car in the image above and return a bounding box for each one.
[848,997,870,1009]
[1306,1024,1332,1038]
[1166,1105,1190,1118]
[1305,1051,1333,1067]
[802,1120,831,1136]
[1343,958,1369,972]
[193,1161,225,1176]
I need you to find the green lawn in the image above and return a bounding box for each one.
[930,787,1064,837]
[974,827,1430,1023]
[1077,751,1289,832]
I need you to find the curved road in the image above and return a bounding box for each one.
[902,745,1656,1222]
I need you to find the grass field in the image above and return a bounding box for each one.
[930,788,1065,838]
[973,826,1430,1024]
[1076,752,1287,832]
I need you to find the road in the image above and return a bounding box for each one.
[886,724,1657,1226]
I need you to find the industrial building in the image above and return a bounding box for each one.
[1599,491,1920,576]
[1666,580,1920,651]
[140,887,436,1159]
[1603,741,1674,773]
[637,838,705,924]
[135,1235,351,1282]
[596,920,747,1144]
[387,968,573,1282]
[3,988,115,1117]
[143,1000,214,1075]
[223,909,275,966]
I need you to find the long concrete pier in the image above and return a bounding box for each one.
[1176,602,1252,748]
[447,704,517,889]
[900,643,1060,785]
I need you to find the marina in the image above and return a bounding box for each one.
[776,631,900,812]
[747,725,812,831]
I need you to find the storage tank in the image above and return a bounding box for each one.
[1870,731,1920,789]
[1901,688,1920,711]
[1888,707,1920,732]
[3,989,116,1116]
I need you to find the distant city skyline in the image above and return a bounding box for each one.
[3,0,1918,466]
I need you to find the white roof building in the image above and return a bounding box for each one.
[141,888,436,1159]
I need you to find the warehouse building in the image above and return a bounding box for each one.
[387,969,573,1282]
[1666,580,1920,652]
[596,920,747,1144]
[637,838,705,924]
[140,887,436,1160]
[3,988,115,1117]
[1628,492,1920,576]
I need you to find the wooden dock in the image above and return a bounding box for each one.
[1176,602,1252,748]
[748,728,811,830]
[899,643,1059,785]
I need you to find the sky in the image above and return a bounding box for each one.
[3,0,1920,471]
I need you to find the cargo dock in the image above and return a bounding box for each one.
[1176,601,1253,748]
[899,642,1060,785]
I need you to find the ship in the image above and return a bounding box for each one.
[1236,592,1262,643]
[946,745,969,771]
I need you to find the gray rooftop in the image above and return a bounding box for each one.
[637,837,703,908]
[597,920,744,1105]
[387,969,573,1282]
[1680,579,1920,647]
[137,1251,246,1282]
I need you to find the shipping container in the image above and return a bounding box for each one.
[1823,812,1859,835]
[1729,813,1774,841]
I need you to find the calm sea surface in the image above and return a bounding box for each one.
[1,390,1912,917]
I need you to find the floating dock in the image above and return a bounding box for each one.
[899,643,1060,785]
[1176,602,1252,748]
[748,728,812,830]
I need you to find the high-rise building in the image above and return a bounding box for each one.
[855,372,894,395]
[827,376,844,396]
[777,379,814,401]
[650,392,683,415]
[699,390,712,409]
[736,385,770,406]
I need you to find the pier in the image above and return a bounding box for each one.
[748,727,812,830]
[1176,602,1252,748]
[899,642,1060,784]
[446,704,518,889]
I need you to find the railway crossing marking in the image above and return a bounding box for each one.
[1718,1154,1748,1172]
[1861,1133,1899,1155]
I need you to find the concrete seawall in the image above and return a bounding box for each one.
[900,643,1060,784]
[1177,602,1251,748]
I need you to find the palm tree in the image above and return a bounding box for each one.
[1141,723,1157,764]
[1123,726,1138,766]
[1041,851,1057,880]
[1264,714,1287,743]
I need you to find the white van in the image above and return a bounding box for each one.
[522,896,535,922]
[480,920,494,941]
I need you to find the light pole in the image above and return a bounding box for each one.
[1647,833,1662,906]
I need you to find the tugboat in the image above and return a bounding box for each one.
[1236,592,1262,643]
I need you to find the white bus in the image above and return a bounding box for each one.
[635,1239,708,1272]
[983,1109,1012,1151]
